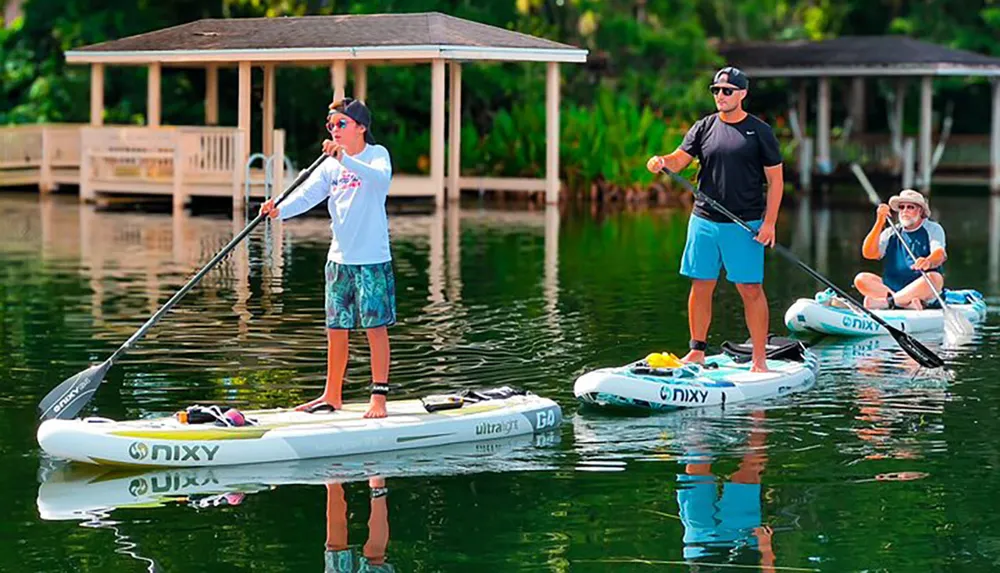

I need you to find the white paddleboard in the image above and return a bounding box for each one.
[37,391,562,468]
[574,340,819,412]
[784,290,987,337]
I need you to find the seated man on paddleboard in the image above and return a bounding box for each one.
[261,97,395,418]
[853,189,946,311]
[646,67,784,372]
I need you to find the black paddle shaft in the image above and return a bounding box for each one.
[38,154,330,421]
[106,153,328,365]
[661,169,897,328]
[661,168,944,368]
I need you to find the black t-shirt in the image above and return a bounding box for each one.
[679,113,782,223]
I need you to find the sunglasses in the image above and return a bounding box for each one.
[709,86,738,96]
[897,204,921,211]
[326,118,351,132]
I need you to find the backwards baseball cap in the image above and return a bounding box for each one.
[711,66,749,90]
[329,97,376,145]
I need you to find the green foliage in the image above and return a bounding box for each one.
[3,0,1000,196]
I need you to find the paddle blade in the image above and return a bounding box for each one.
[886,326,945,369]
[943,307,976,341]
[38,360,112,421]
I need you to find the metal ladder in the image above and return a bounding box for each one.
[244,153,296,221]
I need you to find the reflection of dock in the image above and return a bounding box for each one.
[9,196,563,363]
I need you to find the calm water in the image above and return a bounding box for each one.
[3,191,1000,572]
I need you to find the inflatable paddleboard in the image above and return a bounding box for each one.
[573,337,819,412]
[784,288,987,337]
[37,387,562,468]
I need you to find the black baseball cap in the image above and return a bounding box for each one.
[329,97,376,145]
[711,66,749,90]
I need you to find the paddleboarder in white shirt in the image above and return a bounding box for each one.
[261,97,395,419]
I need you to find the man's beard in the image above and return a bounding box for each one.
[899,213,920,228]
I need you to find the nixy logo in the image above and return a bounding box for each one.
[52,377,90,414]
[125,442,220,462]
[128,442,149,460]
[128,478,149,497]
[128,472,219,497]
[841,315,881,332]
[659,386,709,404]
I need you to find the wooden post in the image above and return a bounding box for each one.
[90,64,104,126]
[430,59,446,208]
[543,204,560,322]
[39,127,53,193]
[850,77,866,134]
[262,64,276,156]
[238,61,252,190]
[447,62,462,202]
[354,63,368,102]
[816,76,831,174]
[797,80,808,138]
[903,137,916,190]
[428,208,445,304]
[80,128,94,203]
[147,62,161,127]
[205,64,219,126]
[545,62,561,204]
[991,196,1000,288]
[446,206,461,302]
[331,61,346,102]
[919,75,933,192]
[816,207,830,275]
[272,129,285,196]
[799,137,813,191]
[271,128,285,273]
[892,79,907,159]
[232,129,247,210]
[991,79,1000,193]
[172,138,185,213]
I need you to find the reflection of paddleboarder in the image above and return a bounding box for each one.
[676,410,776,571]
[324,478,394,573]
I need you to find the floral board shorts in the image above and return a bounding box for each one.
[325,549,395,573]
[324,261,397,330]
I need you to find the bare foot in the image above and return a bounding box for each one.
[905,298,923,311]
[363,395,388,418]
[681,350,705,365]
[750,361,771,373]
[863,296,888,310]
[295,395,342,412]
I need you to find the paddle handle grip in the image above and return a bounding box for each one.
[109,153,329,363]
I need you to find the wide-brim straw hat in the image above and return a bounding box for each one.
[888,188,930,217]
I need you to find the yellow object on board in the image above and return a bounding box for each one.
[644,352,684,369]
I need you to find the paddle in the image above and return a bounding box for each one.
[849,163,975,341]
[37,153,330,422]
[660,168,945,369]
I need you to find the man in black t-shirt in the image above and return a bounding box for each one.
[647,66,784,372]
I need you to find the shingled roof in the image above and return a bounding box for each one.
[65,12,588,64]
[719,36,1000,77]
